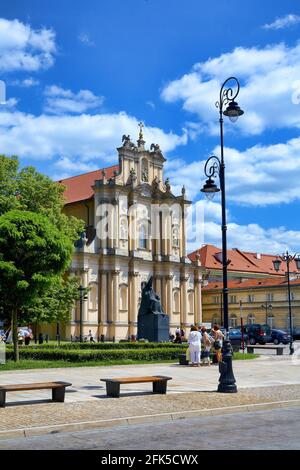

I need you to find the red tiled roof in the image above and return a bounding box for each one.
[188,244,299,277]
[58,165,119,204]
[203,276,300,291]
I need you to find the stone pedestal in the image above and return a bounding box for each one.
[137,313,169,342]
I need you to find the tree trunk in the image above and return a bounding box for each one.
[12,309,19,362]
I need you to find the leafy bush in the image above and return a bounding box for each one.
[5,346,185,362]
[8,342,187,351]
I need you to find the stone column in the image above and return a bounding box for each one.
[167,212,172,256]
[129,202,137,252]
[107,272,114,325]
[161,276,168,314]
[180,204,186,260]
[99,271,108,324]
[112,270,120,323]
[129,271,139,335]
[180,273,189,327]
[82,268,89,322]
[194,277,202,325]
[155,276,162,300]
[166,274,173,319]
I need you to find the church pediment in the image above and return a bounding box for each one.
[134,183,177,199]
[135,183,154,198]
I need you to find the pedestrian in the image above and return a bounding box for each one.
[174,330,182,343]
[201,326,213,365]
[211,324,224,363]
[88,330,95,342]
[188,325,202,366]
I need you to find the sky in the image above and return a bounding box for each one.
[1,0,300,254]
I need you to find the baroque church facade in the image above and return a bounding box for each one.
[58,127,203,341]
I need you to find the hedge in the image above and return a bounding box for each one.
[5,347,186,362]
[7,342,187,351]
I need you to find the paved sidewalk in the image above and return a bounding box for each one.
[0,356,299,438]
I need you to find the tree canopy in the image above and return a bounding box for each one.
[0,210,74,360]
[0,155,83,242]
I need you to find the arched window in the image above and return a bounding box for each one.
[247,314,255,325]
[139,224,147,249]
[229,315,237,328]
[173,290,180,313]
[211,316,220,327]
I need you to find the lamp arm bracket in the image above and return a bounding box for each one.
[216,76,240,113]
[204,155,221,179]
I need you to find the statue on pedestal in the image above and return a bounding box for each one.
[137,276,169,342]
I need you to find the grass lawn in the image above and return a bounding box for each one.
[0,353,259,371]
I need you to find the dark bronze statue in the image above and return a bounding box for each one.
[138,276,165,316]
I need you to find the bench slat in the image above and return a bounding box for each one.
[101,375,172,385]
[0,381,71,392]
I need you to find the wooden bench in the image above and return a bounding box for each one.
[247,345,284,355]
[0,381,72,408]
[101,375,172,398]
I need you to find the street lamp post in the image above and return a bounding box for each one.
[78,285,88,343]
[272,251,300,355]
[201,77,244,393]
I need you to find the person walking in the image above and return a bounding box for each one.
[211,324,224,363]
[201,326,213,365]
[188,325,202,367]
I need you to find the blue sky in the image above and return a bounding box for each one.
[1,0,300,253]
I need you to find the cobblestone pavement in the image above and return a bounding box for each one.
[0,356,300,436]
[0,407,299,450]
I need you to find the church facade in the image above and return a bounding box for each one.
[58,127,203,341]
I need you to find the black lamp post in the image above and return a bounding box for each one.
[201,77,244,393]
[261,302,273,325]
[78,285,88,343]
[272,251,300,355]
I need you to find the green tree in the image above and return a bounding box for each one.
[0,155,19,215]
[0,155,85,336]
[22,276,81,331]
[0,210,73,361]
[0,155,84,243]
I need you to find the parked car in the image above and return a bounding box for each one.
[292,327,300,340]
[270,329,291,345]
[218,327,248,351]
[241,323,272,345]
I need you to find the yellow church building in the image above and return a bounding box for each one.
[56,127,203,341]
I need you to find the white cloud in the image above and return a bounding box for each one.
[0,109,187,169]
[161,42,300,136]
[0,18,56,72]
[44,85,104,114]
[146,101,155,109]
[12,77,40,87]
[78,33,94,47]
[54,156,98,173]
[184,198,300,254]
[165,134,300,207]
[202,220,300,255]
[263,14,300,30]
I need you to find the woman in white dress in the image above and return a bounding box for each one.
[188,325,202,366]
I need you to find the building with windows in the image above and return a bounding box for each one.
[52,129,203,341]
[202,276,300,331]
